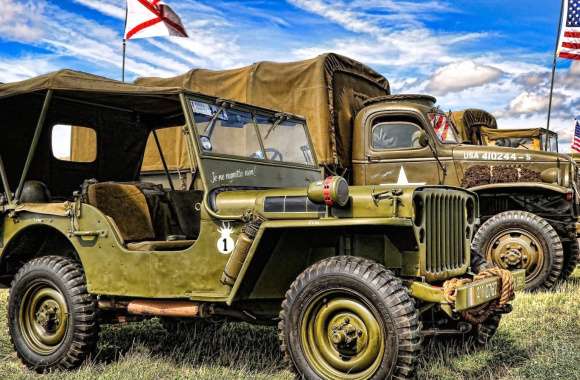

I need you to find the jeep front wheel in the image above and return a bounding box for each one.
[279,256,421,380]
[8,256,98,372]
[472,211,563,291]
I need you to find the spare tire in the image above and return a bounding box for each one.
[472,210,563,291]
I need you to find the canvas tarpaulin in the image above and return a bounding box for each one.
[135,53,391,168]
[481,128,543,140]
[0,70,185,197]
[450,109,498,144]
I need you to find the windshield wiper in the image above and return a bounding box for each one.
[264,113,288,140]
[203,99,235,138]
[517,143,529,150]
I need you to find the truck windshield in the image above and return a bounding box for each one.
[541,133,558,152]
[492,137,534,149]
[190,99,315,166]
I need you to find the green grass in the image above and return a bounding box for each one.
[0,269,578,380]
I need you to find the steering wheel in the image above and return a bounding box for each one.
[265,148,283,161]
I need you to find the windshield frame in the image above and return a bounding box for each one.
[185,94,318,169]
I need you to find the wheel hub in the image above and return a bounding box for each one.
[35,300,62,332]
[330,316,365,357]
[301,292,386,379]
[19,284,69,355]
[487,228,544,283]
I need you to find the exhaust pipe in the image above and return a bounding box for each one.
[126,300,200,318]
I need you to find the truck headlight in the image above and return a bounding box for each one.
[540,168,559,184]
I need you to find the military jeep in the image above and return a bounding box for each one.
[0,71,523,378]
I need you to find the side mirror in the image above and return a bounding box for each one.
[414,130,429,147]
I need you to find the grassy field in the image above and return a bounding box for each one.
[0,269,578,380]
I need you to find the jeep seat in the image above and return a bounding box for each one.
[85,182,194,251]
[86,182,156,242]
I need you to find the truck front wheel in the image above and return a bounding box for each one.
[472,211,563,291]
[561,232,579,281]
[278,256,422,380]
[8,256,98,372]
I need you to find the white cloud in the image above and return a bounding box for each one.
[506,91,566,115]
[288,0,486,71]
[0,55,58,82]
[72,0,125,19]
[0,0,44,41]
[426,61,504,95]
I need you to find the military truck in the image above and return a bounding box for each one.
[0,70,523,377]
[449,109,559,152]
[135,53,579,291]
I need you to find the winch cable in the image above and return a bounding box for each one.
[442,267,515,325]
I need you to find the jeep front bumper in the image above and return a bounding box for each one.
[408,269,526,314]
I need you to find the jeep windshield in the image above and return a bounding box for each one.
[190,99,315,166]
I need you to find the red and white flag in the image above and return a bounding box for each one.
[124,0,188,40]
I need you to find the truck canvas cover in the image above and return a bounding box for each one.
[135,53,391,168]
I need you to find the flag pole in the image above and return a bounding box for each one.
[546,0,566,150]
[122,3,128,82]
[122,39,126,83]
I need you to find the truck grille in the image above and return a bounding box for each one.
[415,189,472,281]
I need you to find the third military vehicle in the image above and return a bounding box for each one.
[134,53,579,291]
[449,109,559,153]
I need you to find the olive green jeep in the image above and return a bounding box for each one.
[0,71,523,378]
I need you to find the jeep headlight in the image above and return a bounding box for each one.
[307,176,349,207]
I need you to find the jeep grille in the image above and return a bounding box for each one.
[414,189,472,281]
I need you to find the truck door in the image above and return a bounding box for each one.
[363,116,446,186]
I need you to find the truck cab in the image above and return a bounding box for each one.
[352,94,579,290]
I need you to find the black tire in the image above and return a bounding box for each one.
[472,211,563,291]
[279,256,422,380]
[561,234,579,281]
[470,314,501,346]
[8,256,98,372]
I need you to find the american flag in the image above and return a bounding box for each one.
[571,117,580,152]
[558,0,580,60]
[429,113,454,142]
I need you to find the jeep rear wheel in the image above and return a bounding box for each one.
[472,211,563,291]
[8,256,98,372]
[279,256,421,380]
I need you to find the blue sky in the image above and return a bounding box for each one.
[0,0,578,149]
